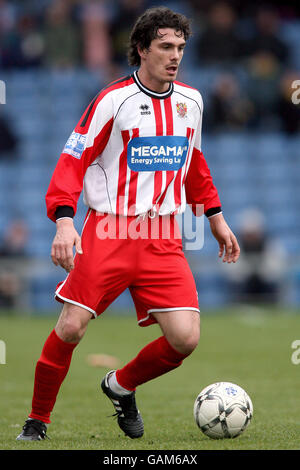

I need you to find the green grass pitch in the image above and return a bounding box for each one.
[0,307,300,450]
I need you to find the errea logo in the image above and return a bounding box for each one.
[140,104,151,115]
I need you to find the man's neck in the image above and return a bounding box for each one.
[137,69,170,94]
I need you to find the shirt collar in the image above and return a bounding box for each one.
[133,71,173,99]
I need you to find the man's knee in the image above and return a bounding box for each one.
[161,311,201,356]
[55,303,91,343]
[171,324,200,355]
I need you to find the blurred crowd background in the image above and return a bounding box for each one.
[0,0,299,314]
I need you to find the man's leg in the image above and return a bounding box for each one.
[101,310,199,438]
[17,302,91,440]
[115,310,200,391]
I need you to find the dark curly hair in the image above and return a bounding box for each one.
[128,6,192,67]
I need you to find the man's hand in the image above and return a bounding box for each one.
[51,218,83,272]
[209,213,240,263]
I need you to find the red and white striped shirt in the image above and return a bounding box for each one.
[46,71,221,222]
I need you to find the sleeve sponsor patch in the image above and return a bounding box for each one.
[63,131,87,159]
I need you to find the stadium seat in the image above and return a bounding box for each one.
[29,272,63,311]
[219,184,256,212]
[264,209,297,234]
[25,235,52,257]
[279,20,300,68]
[13,116,48,141]
[193,271,230,308]
[183,66,221,95]
[213,133,253,162]
[254,133,288,163]
[261,185,294,207]
[279,232,300,256]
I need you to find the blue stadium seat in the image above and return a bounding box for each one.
[49,99,83,118]
[109,289,135,311]
[21,140,51,161]
[285,135,300,159]
[52,120,77,142]
[279,20,300,68]
[220,184,256,211]
[13,116,48,140]
[213,133,254,162]
[254,133,288,163]
[18,165,51,185]
[255,161,295,186]
[0,212,10,239]
[264,209,297,234]
[279,232,300,256]
[29,272,63,311]
[182,66,221,95]
[16,188,46,212]
[261,185,294,207]
[47,70,82,94]
[0,162,19,186]
[193,271,230,308]
[7,94,40,114]
[26,236,52,257]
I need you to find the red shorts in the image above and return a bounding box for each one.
[55,209,199,327]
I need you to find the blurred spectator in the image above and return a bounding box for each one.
[80,0,111,71]
[245,51,282,129]
[224,209,287,305]
[43,0,81,68]
[109,0,145,66]
[242,5,289,64]
[196,1,242,65]
[0,3,44,69]
[17,13,44,68]
[0,0,22,68]
[0,219,28,310]
[0,0,16,34]
[0,270,21,309]
[0,219,28,257]
[0,0,17,67]
[206,73,254,132]
[0,113,18,158]
[276,71,300,134]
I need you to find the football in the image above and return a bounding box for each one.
[193,382,253,439]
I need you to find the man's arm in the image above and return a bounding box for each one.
[51,217,82,273]
[184,93,240,263]
[46,91,114,271]
[185,94,222,217]
[185,150,240,263]
[208,212,240,263]
[45,113,113,222]
[185,147,222,217]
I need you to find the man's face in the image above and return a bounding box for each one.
[139,28,186,84]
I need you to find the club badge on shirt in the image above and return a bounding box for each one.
[176,102,187,118]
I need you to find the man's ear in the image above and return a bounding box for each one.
[137,45,147,61]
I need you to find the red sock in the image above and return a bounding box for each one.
[116,336,189,391]
[29,329,78,424]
